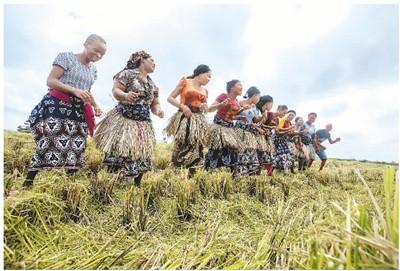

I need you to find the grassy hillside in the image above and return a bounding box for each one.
[3,131,399,269]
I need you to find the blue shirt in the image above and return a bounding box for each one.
[237,106,260,124]
[301,122,316,139]
[315,129,331,143]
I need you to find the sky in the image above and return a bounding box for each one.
[2,1,399,162]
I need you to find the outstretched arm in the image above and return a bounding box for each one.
[328,137,341,144]
[208,98,231,112]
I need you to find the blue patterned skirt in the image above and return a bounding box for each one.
[205,116,239,170]
[27,93,88,171]
[274,134,295,170]
[234,122,261,175]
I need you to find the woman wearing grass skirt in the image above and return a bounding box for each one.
[255,95,276,175]
[94,51,164,186]
[205,80,246,174]
[289,117,309,171]
[24,34,107,188]
[165,65,214,177]
[274,106,296,173]
[234,87,262,176]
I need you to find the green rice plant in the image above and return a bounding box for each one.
[5,191,65,229]
[194,169,209,197]
[153,142,172,170]
[269,175,290,201]
[122,187,135,226]
[4,174,15,197]
[62,182,88,222]
[89,169,118,204]
[383,167,398,247]
[311,167,399,269]
[122,187,150,232]
[207,170,233,200]
[306,239,326,269]
[3,132,35,175]
[3,132,399,269]
[176,179,198,220]
[84,138,104,174]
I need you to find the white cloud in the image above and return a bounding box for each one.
[241,3,351,82]
[293,84,398,144]
[36,3,175,49]
[293,84,398,161]
[4,67,47,112]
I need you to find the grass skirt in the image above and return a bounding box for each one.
[94,108,155,161]
[165,111,209,168]
[205,116,241,170]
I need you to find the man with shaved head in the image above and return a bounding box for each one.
[312,123,341,171]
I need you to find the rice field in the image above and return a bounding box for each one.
[3,130,399,269]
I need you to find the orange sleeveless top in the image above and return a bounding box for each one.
[179,78,208,108]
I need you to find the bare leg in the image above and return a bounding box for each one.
[308,159,314,168]
[23,170,38,188]
[319,159,327,171]
[134,173,143,187]
[188,167,196,179]
[66,169,78,176]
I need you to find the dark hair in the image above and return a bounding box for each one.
[277,105,288,111]
[187,64,211,79]
[308,112,317,117]
[256,95,273,112]
[294,117,302,123]
[287,110,296,116]
[243,86,260,98]
[114,50,151,79]
[226,79,240,93]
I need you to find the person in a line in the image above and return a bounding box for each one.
[94,51,164,186]
[24,34,107,188]
[165,65,213,178]
[313,123,341,171]
[205,79,247,177]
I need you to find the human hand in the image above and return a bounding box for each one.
[155,108,164,118]
[73,89,93,104]
[124,92,139,103]
[94,105,103,117]
[181,105,193,118]
[200,103,208,113]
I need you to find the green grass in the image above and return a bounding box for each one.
[3,130,399,269]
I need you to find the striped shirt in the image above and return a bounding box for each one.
[53,52,97,91]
